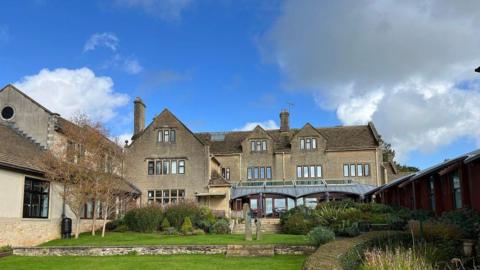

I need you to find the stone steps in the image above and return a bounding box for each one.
[226,245,274,257]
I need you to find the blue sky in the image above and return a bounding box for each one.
[1,1,479,169]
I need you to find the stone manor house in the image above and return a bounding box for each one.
[0,84,400,246]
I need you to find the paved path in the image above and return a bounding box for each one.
[302,232,382,270]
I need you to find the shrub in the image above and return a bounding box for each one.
[0,246,12,253]
[165,201,202,229]
[307,226,335,247]
[113,224,128,232]
[106,219,124,231]
[124,206,163,232]
[161,218,171,231]
[360,247,433,270]
[439,209,480,239]
[336,221,361,237]
[283,212,312,234]
[180,217,193,234]
[193,229,206,235]
[164,227,178,235]
[211,219,231,234]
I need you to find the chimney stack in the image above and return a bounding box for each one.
[133,97,146,137]
[280,109,290,132]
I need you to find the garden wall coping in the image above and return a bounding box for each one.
[13,245,315,256]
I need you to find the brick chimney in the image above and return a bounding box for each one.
[133,97,146,137]
[280,109,290,132]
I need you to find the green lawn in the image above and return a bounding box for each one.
[41,232,310,247]
[0,255,306,270]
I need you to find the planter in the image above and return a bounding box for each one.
[462,239,475,257]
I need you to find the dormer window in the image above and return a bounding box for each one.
[158,129,176,143]
[251,139,267,152]
[300,137,317,150]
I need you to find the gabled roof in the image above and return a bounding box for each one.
[197,124,379,155]
[0,84,54,114]
[130,108,206,147]
[0,123,45,174]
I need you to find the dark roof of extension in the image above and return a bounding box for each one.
[196,124,379,155]
[0,123,45,174]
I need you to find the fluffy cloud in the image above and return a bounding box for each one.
[83,32,119,52]
[114,0,193,21]
[263,0,480,161]
[14,67,129,122]
[235,120,279,131]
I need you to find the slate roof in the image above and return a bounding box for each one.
[0,123,45,174]
[197,125,379,155]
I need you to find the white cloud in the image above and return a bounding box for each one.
[263,0,480,161]
[84,32,119,52]
[104,54,143,74]
[235,120,279,131]
[14,67,129,122]
[114,0,193,21]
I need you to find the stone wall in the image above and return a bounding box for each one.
[13,245,314,256]
[0,217,106,247]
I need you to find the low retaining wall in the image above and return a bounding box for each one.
[13,245,314,256]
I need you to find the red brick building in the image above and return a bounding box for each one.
[366,149,480,215]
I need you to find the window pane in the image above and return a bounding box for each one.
[148,191,154,198]
[170,130,176,142]
[343,165,349,177]
[179,190,185,197]
[309,166,315,178]
[178,160,185,174]
[262,140,267,151]
[171,160,177,174]
[158,130,163,142]
[260,167,265,179]
[296,197,304,206]
[357,164,363,176]
[306,138,311,150]
[305,198,317,209]
[148,161,155,175]
[274,198,286,211]
[163,190,170,197]
[163,160,170,174]
[156,190,162,197]
[300,139,305,150]
[254,167,259,179]
[250,199,258,210]
[312,138,317,149]
[303,166,309,178]
[297,166,302,178]
[350,164,356,176]
[164,130,169,142]
[316,166,322,178]
[156,161,162,175]
[226,168,230,180]
[364,164,370,176]
[266,167,272,179]
[247,167,252,180]
[251,141,255,151]
[256,141,261,151]
[171,190,178,197]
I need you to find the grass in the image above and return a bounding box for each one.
[41,232,309,247]
[0,254,306,270]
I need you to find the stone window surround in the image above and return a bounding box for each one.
[157,129,176,143]
[147,189,186,205]
[247,166,272,180]
[0,104,16,121]
[250,139,268,153]
[343,163,370,177]
[147,159,186,176]
[300,137,318,151]
[296,165,323,179]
